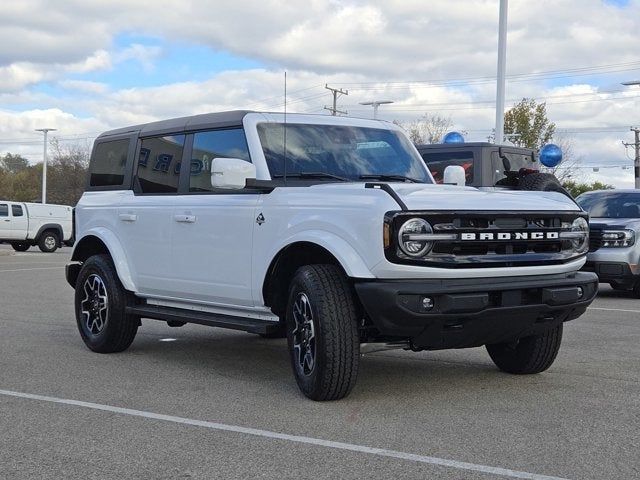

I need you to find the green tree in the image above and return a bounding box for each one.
[0,153,30,173]
[562,180,614,198]
[503,98,555,150]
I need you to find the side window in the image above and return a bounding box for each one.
[0,204,7,217]
[189,128,250,192]
[421,151,475,185]
[136,135,186,194]
[89,139,130,187]
[11,205,23,217]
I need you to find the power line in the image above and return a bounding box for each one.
[324,84,349,116]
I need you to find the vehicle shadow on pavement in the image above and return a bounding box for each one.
[125,327,508,401]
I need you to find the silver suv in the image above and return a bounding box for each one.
[576,189,640,296]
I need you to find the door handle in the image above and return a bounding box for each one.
[119,213,138,222]
[3,219,9,222]
[174,214,196,223]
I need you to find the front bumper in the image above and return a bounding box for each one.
[355,271,598,350]
[582,261,639,286]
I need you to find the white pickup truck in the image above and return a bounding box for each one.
[0,201,73,252]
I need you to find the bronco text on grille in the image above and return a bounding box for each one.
[385,211,589,268]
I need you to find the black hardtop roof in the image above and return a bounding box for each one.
[97,110,256,139]
[417,142,534,153]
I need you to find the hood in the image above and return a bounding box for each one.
[387,183,580,212]
[590,217,640,229]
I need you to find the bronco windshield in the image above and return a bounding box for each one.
[576,191,640,218]
[257,123,432,183]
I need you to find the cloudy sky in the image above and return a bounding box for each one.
[1,0,639,187]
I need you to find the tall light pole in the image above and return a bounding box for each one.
[35,128,56,204]
[494,0,508,145]
[621,81,640,188]
[359,100,394,119]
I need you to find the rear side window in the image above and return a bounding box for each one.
[0,204,7,217]
[136,135,185,194]
[11,205,23,216]
[89,139,130,187]
[422,151,474,184]
[190,128,251,192]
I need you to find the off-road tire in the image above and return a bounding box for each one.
[518,172,565,194]
[285,264,359,401]
[38,230,59,253]
[486,324,563,374]
[11,242,30,252]
[75,254,139,353]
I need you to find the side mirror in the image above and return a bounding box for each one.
[211,158,256,190]
[443,165,466,186]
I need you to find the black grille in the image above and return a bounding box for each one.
[387,211,586,268]
[589,228,603,252]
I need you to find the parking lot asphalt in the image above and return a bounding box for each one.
[0,244,638,480]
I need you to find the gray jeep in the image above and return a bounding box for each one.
[576,189,640,296]
[418,142,564,192]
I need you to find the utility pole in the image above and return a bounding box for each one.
[494,0,508,145]
[359,100,394,120]
[324,84,348,116]
[623,127,640,189]
[35,128,56,204]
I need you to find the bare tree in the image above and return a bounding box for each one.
[47,138,90,206]
[394,113,453,145]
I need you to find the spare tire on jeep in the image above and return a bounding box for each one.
[518,172,565,193]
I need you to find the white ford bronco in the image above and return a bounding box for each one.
[66,111,598,400]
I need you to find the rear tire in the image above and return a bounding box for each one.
[285,264,359,401]
[38,231,59,253]
[632,281,640,299]
[486,324,563,374]
[75,254,139,353]
[11,242,30,252]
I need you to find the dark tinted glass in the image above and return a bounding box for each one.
[422,151,474,184]
[89,139,130,187]
[0,204,7,217]
[257,124,431,182]
[136,135,185,194]
[576,192,640,218]
[11,205,23,216]
[190,128,251,192]
[491,151,536,186]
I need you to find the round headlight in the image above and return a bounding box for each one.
[398,218,433,257]
[571,217,589,253]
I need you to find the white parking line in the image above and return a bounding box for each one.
[0,267,61,273]
[0,388,568,480]
[589,307,640,314]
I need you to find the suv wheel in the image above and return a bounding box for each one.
[75,254,139,353]
[38,231,59,253]
[11,242,30,252]
[632,281,640,299]
[486,324,563,374]
[285,265,359,401]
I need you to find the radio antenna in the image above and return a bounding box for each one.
[283,71,288,186]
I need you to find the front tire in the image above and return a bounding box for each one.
[486,324,563,374]
[11,242,30,252]
[286,265,359,401]
[38,231,59,253]
[75,254,139,353]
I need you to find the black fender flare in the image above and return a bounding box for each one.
[35,224,64,246]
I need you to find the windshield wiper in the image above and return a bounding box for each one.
[273,172,350,182]
[359,174,421,183]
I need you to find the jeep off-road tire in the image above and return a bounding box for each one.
[38,230,59,253]
[518,172,565,194]
[285,264,359,401]
[486,323,563,374]
[75,254,139,353]
[11,242,30,252]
